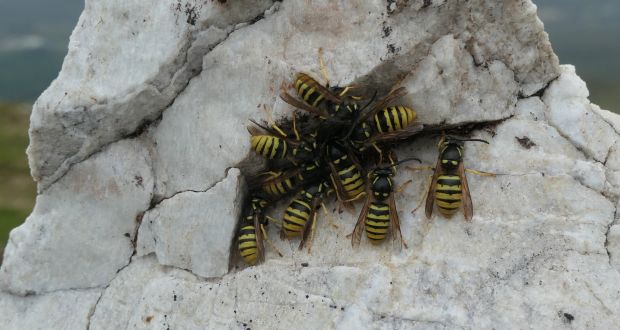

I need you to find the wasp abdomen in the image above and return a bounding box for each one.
[295,73,326,108]
[251,135,288,159]
[262,176,297,198]
[336,163,365,200]
[238,222,260,265]
[435,175,462,216]
[365,202,390,244]
[374,106,416,134]
[283,198,312,238]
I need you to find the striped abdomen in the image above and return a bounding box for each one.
[238,218,260,265]
[435,175,462,216]
[283,197,312,238]
[365,202,390,244]
[262,175,297,198]
[373,106,416,134]
[295,73,326,108]
[333,156,365,200]
[251,135,288,159]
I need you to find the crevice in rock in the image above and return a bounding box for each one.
[85,290,104,330]
[149,171,230,208]
[605,206,617,267]
[518,75,559,100]
[584,281,614,315]
[369,310,457,328]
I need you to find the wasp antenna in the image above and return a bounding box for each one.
[318,47,331,86]
[394,157,422,166]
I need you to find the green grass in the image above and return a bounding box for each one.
[0,102,36,262]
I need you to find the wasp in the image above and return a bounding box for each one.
[425,134,492,220]
[237,196,282,265]
[325,141,366,203]
[347,85,423,158]
[350,154,419,248]
[248,116,316,164]
[280,181,331,251]
[252,159,326,200]
[280,48,365,125]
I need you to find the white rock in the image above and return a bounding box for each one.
[89,255,196,330]
[0,289,101,330]
[137,168,244,278]
[4,0,620,329]
[543,65,617,162]
[28,0,274,190]
[0,139,153,295]
[404,35,518,125]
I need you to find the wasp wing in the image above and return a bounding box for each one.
[388,193,407,249]
[356,87,408,126]
[280,91,331,118]
[351,188,372,248]
[298,199,320,251]
[295,72,342,103]
[254,214,266,264]
[327,161,351,204]
[459,162,474,221]
[365,123,424,145]
[425,158,443,219]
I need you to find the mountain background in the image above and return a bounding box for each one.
[0,0,618,259]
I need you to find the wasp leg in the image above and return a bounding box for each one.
[260,104,288,138]
[412,174,433,215]
[406,165,434,172]
[306,212,318,254]
[466,168,497,177]
[395,179,413,193]
[344,191,367,203]
[261,224,283,257]
[258,171,282,178]
[292,111,300,141]
[372,143,383,163]
[321,202,338,229]
[265,216,283,228]
[318,47,331,87]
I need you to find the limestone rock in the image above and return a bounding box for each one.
[137,168,244,278]
[3,0,620,329]
[0,139,153,295]
[0,289,101,330]
[28,0,274,190]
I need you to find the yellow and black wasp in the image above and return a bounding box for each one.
[252,159,326,200]
[324,141,366,203]
[425,134,492,220]
[350,155,419,248]
[237,196,282,265]
[279,49,365,124]
[347,85,423,158]
[280,181,331,251]
[280,72,362,122]
[248,116,316,164]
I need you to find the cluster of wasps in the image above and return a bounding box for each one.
[236,56,493,265]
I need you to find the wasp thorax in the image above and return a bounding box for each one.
[440,144,462,170]
[351,122,373,144]
[327,143,346,160]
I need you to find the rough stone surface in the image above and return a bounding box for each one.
[3,0,620,329]
[1,139,153,295]
[0,289,101,330]
[28,0,274,191]
[137,168,244,278]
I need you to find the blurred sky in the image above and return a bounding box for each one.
[0,0,618,110]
